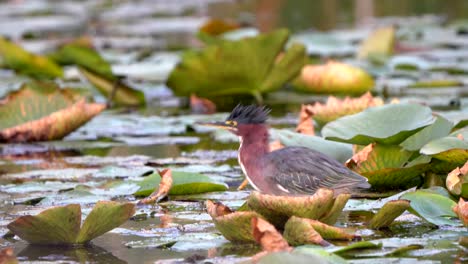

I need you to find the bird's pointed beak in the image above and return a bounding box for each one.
[196,121,237,131]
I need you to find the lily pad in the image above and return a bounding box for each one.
[357,27,395,60]
[446,162,468,198]
[247,189,349,228]
[294,61,374,95]
[0,82,105,143]
[271,129,353,163]
[346,144,429,189]
[400,116,453,151]
[167,29,306,102]
[7,201,135,245]
[420,136,468,165]
[134,170,228,196]
[0,36,63,79]
[257,251,344,264]
[400,190,459,226]
[368,200,410,229]
[323,103,435,145]
[79,68,145,106]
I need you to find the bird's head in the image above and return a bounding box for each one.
[199,104,271,136]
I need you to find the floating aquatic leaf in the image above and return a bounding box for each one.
[247,189,349,228]
[293,247,348,264]
[420,136,468,165]
[331,241,383,255]
[357,27,395,60]
[368,200,410,229]
[252,217,291,252]
[0,82,105,143]
[400,116,453,151]
[138,169,173,204]
[452,198,468,227]
[79,68,145,106]
[8,201,135,245]
[294,61,374,95]
[401,190,459,226]
[206,200,260,242]
[323,103,435,145]
[134,170,227,196]
[408,80,462,88]
[0,36,63,79]
[346,144,429,189]
[256,251,337,264]
[446,161,468,198]
[167,29,306,102]
[198,19,239,36]
[283,217,329,246]
[304,92,384,127]
[272,129,352,163]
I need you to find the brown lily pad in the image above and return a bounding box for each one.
[304,92,383,126]
[247,189,349,228]
[139,169,173,204]
[453,198,468,227]
[0,82,105,143]
[252,216,291,252]
[206,200,261,243]
[446,161,468,198]
[7,201,135,245]
[368,200,410,229]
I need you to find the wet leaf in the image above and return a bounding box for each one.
[0,36,63,79]
[134,170,227,196]
[305,92,384,127]
[138,169,173,204]
[167,29,306,102]
[400,116,453,151]
[198,19,239,36]
[368,200,410,229]
[252,217,291,252]
[206,200,260,242]
[79,68,145,106]
[357,27,395,60]
[0,82,105,143]
[272,129,352,163]
[295,104,315,135]
[323,103,435,145]
[446,161,468,198]
[7,204,81,245]
[294,61,374,95]
[452,198,468,227]
[400,190,459,226]
[408,80,463,88]
[247,189,348,228]
[292,247,348,263]
[420,136,468,165]
[331,241,383,254]
[256,251,337,264]
[76,201,135,243]
[346,144,429,189]
[283,217,329,246]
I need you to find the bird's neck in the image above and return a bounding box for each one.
[238,124,270,191]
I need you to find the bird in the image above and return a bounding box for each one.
[200,104,371,196]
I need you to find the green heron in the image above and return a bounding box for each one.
[201,104,370,196]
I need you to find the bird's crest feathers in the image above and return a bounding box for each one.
[227,104,271,124]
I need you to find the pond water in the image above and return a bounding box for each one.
[1,0,468,263]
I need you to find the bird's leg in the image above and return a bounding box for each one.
[237,178,249,190]
[107,76,123,108]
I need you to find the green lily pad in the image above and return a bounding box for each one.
[79,68,145,107]
[331,241,383,255]
[0,82,105,143]
[134,170,228,196]
[7,201,135,245]
[323,103,435,145]
[368,200,410,229]
[167,29,306,102]
[357,27,395,60]
[400,116,453,151]
[0,36,63,79]
[347,144,429,189]
[420,136,468,165]
[257,251,345,264]
[400,190,459,226]
[292,247,348,264]
[247,189,349,228]
[271,129,353,163]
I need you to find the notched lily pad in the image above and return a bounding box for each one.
[7,201,135,245]
[420,136,468,165]
[294,61,374,95]
[134,170,228,196]
[167,29,306,102]
[368,200,410,229]
[247,189,349,228]
[0,82,105,143]
[346,144,429,189]
[323,103,435,145]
